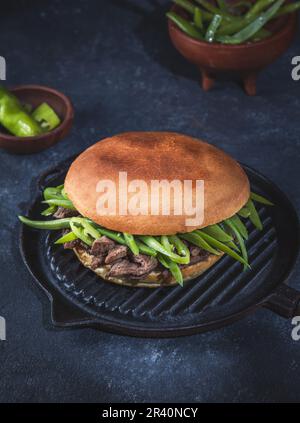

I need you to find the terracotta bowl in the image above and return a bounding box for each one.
[0,85,74,154]
[168,5,297,95]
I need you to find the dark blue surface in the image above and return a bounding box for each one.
[0,0,300,403]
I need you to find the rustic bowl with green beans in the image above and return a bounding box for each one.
[167,0,298,94]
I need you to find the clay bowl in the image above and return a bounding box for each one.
[168,5,297,95]
[0,85,74,154]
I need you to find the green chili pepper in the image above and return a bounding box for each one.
[216,0,228,11]
[250,192,274,206]
[179,232,220,255]
[194,6,203,30]
[227,215,248,239]
[238,206,251,218]
[32,102,61,132]
[276,2,300,17]
[43,198,76,210]
[71,217,100,240]
[70,220,93,246]
[245,0,276,20]
[166,12,204,40]
[250,27,271,41]
[135,240,157,257]
[194,0,233,17]
[205,14,223,42]
[217,0,284,44]
[139,236,190,264]
[157,254,183,286]
[201,223,233,243]
[169,235,190,259]
[161,235,173,253]
[123,233,140,255]
[41,205,57,216]
[43,186,64,201]
[173,0,196,14]
[247,199,263,230]
[0,86,42,137]
[93,226,126,245]
[18,216,71,230]
[55,231,78,245]
[225,220,248,270]
[199,231,250,267]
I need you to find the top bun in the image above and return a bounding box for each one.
[65,132,250,235]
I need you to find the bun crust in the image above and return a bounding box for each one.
[74,246,223,288]
[65,132,250,235]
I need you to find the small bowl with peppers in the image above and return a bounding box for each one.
[0,85,74,154]
[167,0,299,94]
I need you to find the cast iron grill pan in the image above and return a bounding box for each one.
[20,158,300,337]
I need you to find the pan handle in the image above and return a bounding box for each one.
[264,284,300,318]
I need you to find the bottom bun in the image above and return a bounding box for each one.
[73,247,223,288]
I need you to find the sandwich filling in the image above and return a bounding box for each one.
[19,184,273,286]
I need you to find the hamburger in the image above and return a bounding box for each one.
[19,132,272,287]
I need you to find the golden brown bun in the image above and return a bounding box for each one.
[74,246,223,288]
[65,132,250,235]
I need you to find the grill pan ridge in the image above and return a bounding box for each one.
[19,158,300,337]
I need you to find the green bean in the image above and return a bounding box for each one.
[169,235,190,259]
[247,199,263,230]
[41,205,57,216]
[123,233,140,255]
[250,192,274,206]
[225,220,248,270]
[194,6,203,30]
[180,232,221,255]
[55,231,78,245]
[166,12,203,40]
[18,216,71,230]
[205,14,223,42]
[245,0,275,20]
[139,236,190,264]
[217,0,284,44]
[43,198,76,210]
[70,220,93,246]
[227,215,248,239]
[201,224,233,242]
[276,2,300,17]
[199,231,250,267]
[136,240,157,257]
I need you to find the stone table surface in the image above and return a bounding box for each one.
[0,0,300,403]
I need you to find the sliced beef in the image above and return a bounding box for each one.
[54,207,78,219]
[91,255,105,270]
[109,254,158,278]
[190,245,202,257]
[91,236,115,256]
[105,245,128,264]
[131,254,158,274]
[64,239,81,249]
[108,260,140,277]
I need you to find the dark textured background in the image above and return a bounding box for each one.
[0,0,300,403]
